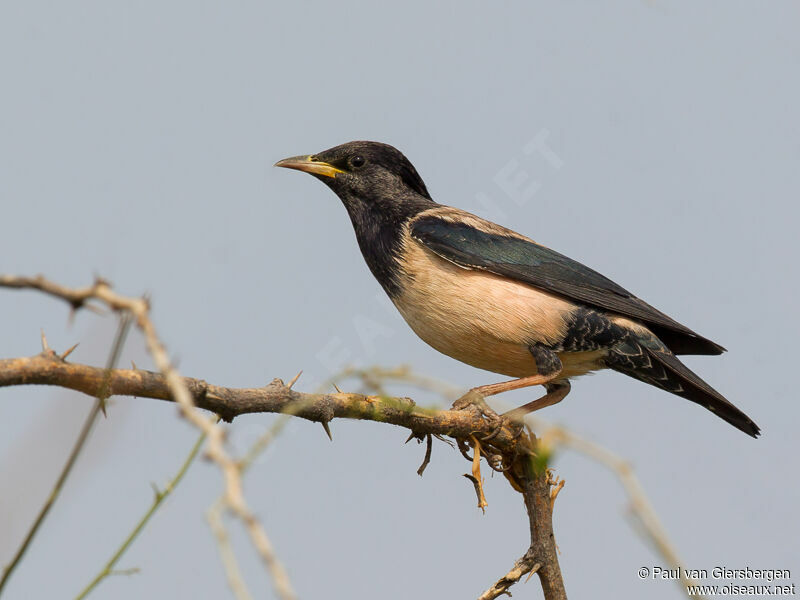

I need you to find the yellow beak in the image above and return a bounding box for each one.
[274,155,344,179]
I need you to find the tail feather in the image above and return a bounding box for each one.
[606,338,760,438]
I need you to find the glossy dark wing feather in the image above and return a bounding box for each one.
[410,214,725,355]
[606,340,758,436]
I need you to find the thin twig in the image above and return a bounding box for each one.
[416,434,433,476]
[207,415,294,600]
[531,417,704,597]
[548,470,565,511]
[478,555,541,600]
[207,498,255,600]
[0,315,132,596]
[239,416,292,471]
[74,428,208,600]
[470,436,488,512]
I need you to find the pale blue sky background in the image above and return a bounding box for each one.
[1,2,798,599]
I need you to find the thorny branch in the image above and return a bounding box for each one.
[311,368,702,599]
[475,432,566,600]
[343,368,703,600]
[0,275,297,600]
[1,274,567,599]
[0,352,525,447]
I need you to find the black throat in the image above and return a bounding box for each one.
[341,193,436,298]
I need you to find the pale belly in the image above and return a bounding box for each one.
[392,242,608,378]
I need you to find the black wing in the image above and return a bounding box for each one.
[410,213,724,355]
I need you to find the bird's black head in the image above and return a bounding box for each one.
[275,141,434,213]
[275,141,437,297]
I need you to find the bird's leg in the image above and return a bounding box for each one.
[452,346,566,439]
[452,372,563,435]
[453,345,563,407]
[468,371,563,398]
[502,380,571,422]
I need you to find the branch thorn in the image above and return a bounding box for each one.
[321,421,333,441]
[60,342,79,360]
[286,370,303,389]
[40,329,50,352]
[524,563,542,583]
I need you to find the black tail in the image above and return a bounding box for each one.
[606,338,760,438]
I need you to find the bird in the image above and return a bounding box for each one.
[275,141,760,438]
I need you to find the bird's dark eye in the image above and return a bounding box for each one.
[350,155,366,168]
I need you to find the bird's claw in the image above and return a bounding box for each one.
[452,390,511,441]
[481,413,528,443]
[452,389,488,412]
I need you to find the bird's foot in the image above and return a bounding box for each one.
[452,389,498,418]
[452,390,513,441]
